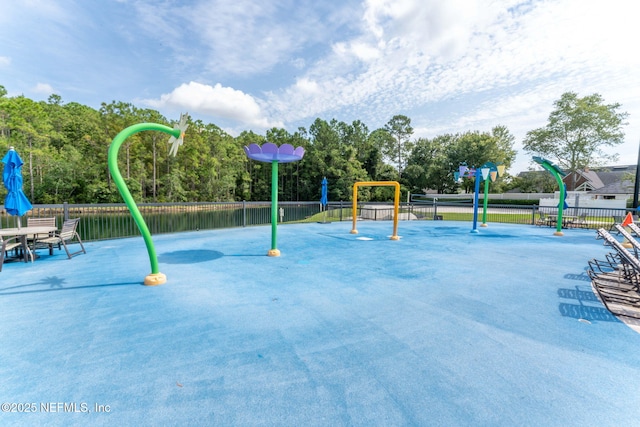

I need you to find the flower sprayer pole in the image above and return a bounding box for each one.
[471,168,481,233]
[243,142,305,257]
[481,177,490,227]
[269,160,280,256]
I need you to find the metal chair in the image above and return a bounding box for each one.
[535,211,550,226]
[27,217,57,252]
[1,235,23,271]
[609,216,624,233]
[36,218,86,259]
[571,213,589,229]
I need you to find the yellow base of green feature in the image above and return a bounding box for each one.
[144,273,167,286]
[268,249,281,257]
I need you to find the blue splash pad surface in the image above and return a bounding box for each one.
[1,221,639,426]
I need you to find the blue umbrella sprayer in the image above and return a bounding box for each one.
[319,177,329,223]
[2,147,32,228]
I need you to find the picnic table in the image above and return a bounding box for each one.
[0,226,58,263]
[546,214,577,228]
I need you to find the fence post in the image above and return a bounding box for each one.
[63,202,69,221]
[532,204,538,225]
[242,200,246,227]
[433,198,438,220]
[340,201,343,221]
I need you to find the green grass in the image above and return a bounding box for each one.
[295,210,615,229]
[294,209,352,223]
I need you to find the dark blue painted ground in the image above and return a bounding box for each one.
[1,221,639,426]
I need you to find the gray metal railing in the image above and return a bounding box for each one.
[0,200,631,242]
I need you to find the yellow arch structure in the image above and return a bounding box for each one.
[351,181,400,240]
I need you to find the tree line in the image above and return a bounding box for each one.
[0,85,627,204]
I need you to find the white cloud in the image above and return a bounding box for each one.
[263,0,520,124]
[362,0,501,60]
[32,83,55,95]
[294,78,321,95]
[334,41,381,62]
[144,81,282,129]
[266,0,640,139]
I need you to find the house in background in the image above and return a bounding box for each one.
[563,165,635,202]
[524,165,636,210]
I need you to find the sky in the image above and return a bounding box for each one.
[1,0,639,174]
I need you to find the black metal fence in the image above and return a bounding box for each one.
[0,201,321,241]
[0,200,631,242]
[323,200,629,230]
